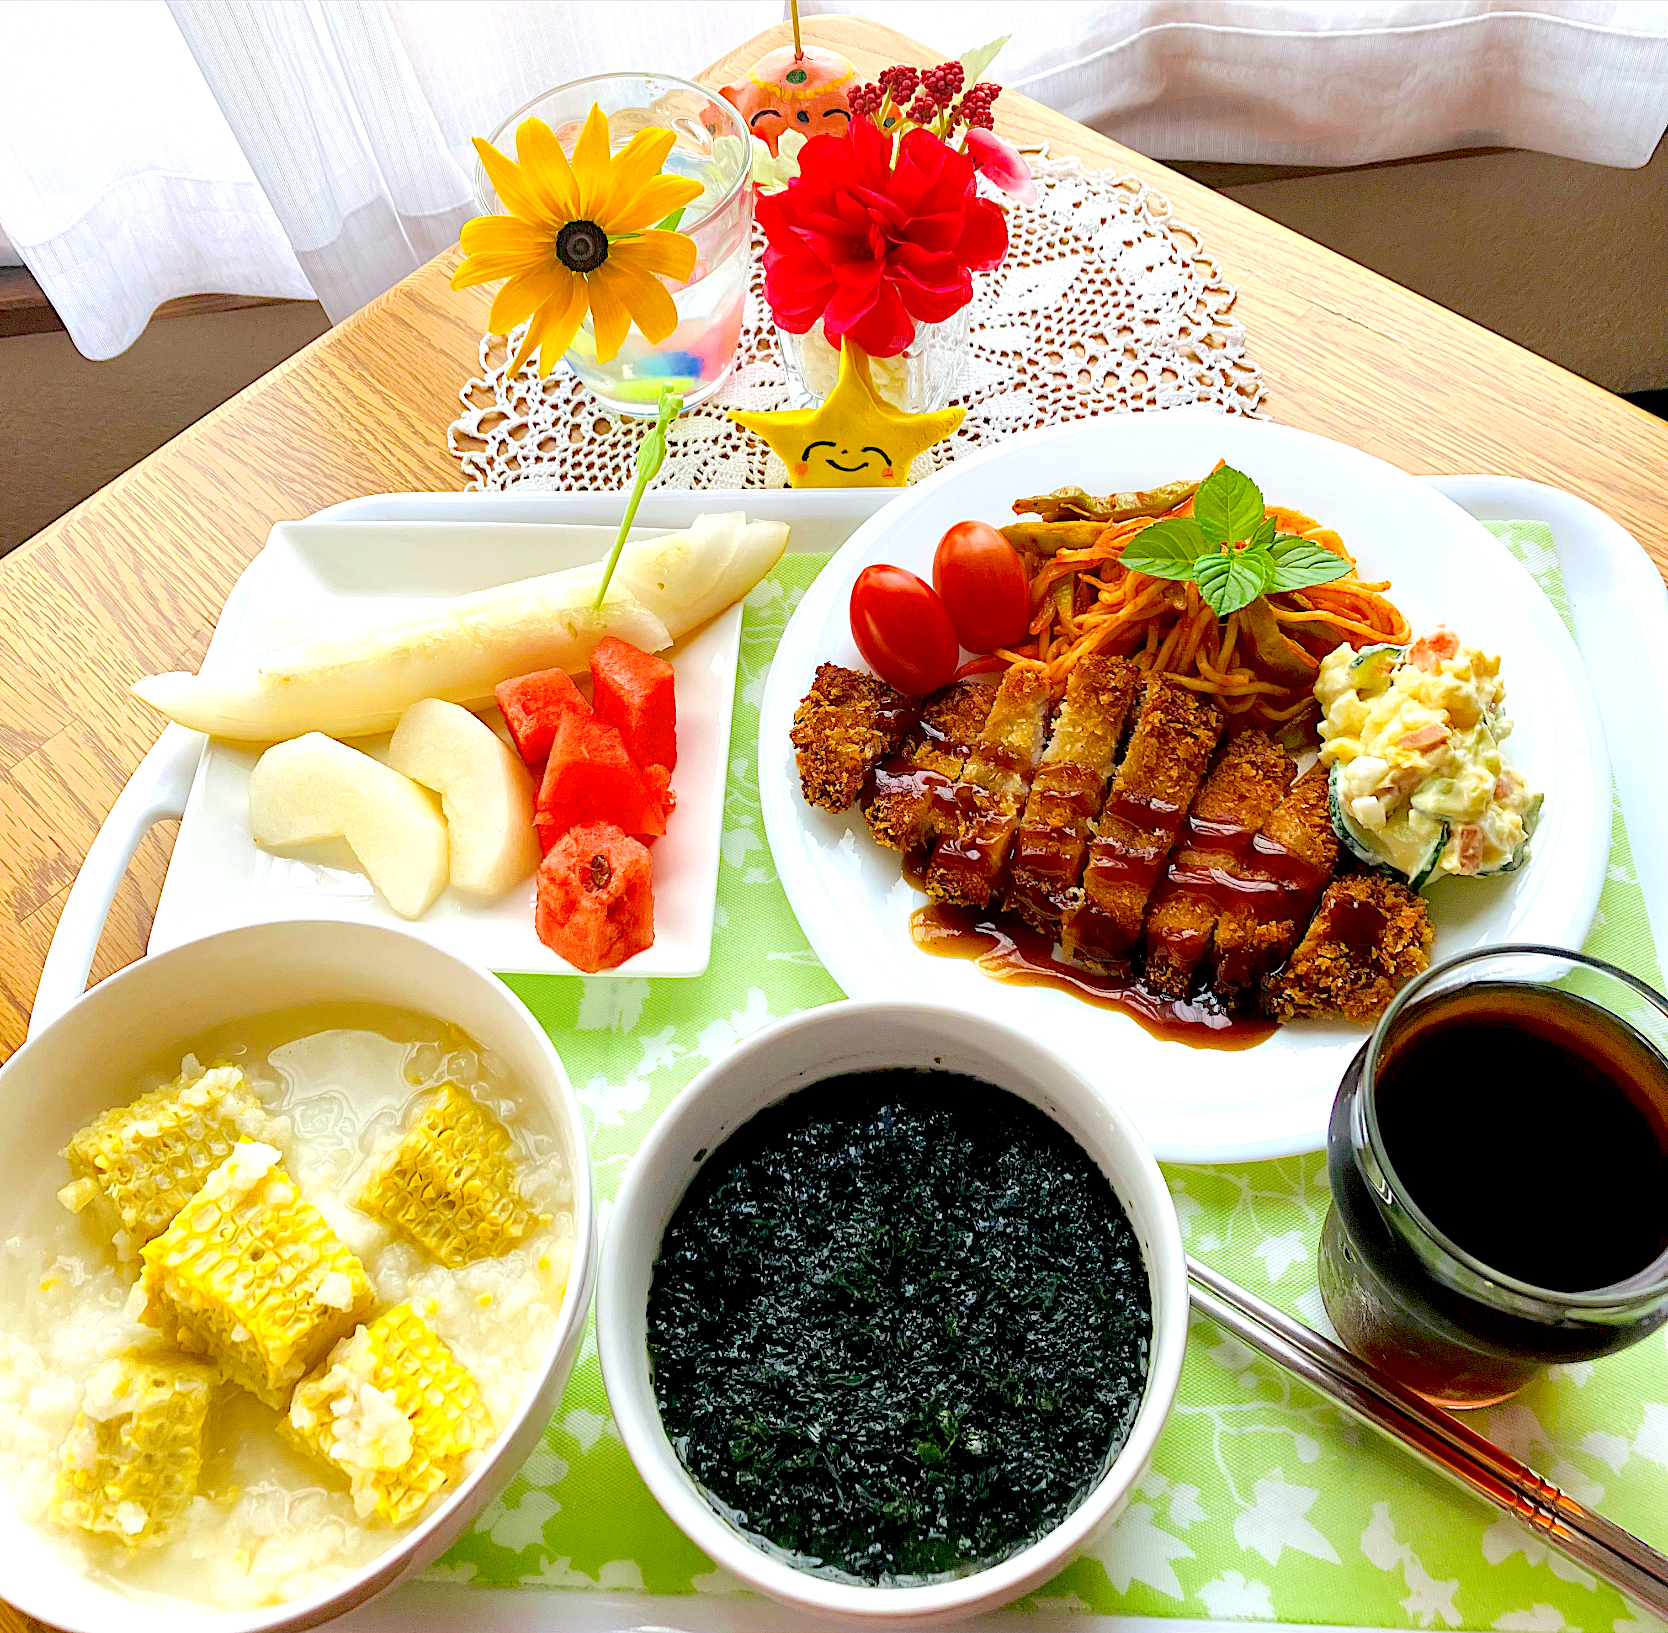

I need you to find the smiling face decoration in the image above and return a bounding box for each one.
[720,45,855,156]
[727,340,964,488]
[799,439,894,481]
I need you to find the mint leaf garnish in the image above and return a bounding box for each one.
[1193,464,1267,548]
[1267,537,1353,593]
[1116,516,1207,579]
[1195,547,1274,616]
[1113,466,1349,615]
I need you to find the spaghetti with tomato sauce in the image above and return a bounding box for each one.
[986,480,1411,744]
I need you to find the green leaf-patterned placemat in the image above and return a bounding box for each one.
[433,528,1668,1628]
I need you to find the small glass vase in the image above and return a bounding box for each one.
[775,311,972,413]
[473,72,752,416]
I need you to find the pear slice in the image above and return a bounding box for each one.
[248,733,448,919]
[387,699,540,900]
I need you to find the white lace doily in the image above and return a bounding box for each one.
[448,155,1265,492]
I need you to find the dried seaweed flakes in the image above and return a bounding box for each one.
[647,1070,1152,1584]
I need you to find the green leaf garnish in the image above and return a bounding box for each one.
[1114,463,1348,616]
[1195,547,1274,616]
[1116,516,1206,579]
[593,383,683,610]
[1267,537,1353,593]
[1193,463,1267,548]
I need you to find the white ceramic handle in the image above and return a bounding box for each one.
[29,725,205,1039]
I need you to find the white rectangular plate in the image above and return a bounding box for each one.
[149,490,891,978]
[152,516,739,977]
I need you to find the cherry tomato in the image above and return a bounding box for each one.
[932,520,1031,653]
[849,564,959,696]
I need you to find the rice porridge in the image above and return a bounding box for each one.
[0,1002,574,1610]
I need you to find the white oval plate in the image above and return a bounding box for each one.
[758,412,1610,1163]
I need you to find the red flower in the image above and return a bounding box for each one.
[756,117,1008,358]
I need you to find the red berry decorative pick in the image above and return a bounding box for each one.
[921,61,965,102]
[848,81,883,118]
[956,82,1001,131]
[877,64,919,101]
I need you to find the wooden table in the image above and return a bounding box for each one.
[1,14,1665,1631]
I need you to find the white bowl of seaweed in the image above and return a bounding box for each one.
[597,1000,1187,1625]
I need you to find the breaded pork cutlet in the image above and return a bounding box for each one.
[1140,730,1296,998]
[1061,674,1222,974]
[923,667,1053,910]
[791,664,916,814]
[1006,656,1141,934]
[1211,764,1339,1004]
[861,679,997,868]
[1264,874,1433,1025]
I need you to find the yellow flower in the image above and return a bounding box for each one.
[453,105,702,375]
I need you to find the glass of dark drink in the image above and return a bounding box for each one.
[1321,944,1668,1408]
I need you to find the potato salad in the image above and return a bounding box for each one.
[1315,627,1541,887]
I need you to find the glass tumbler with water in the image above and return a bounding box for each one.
[474,72,752,414]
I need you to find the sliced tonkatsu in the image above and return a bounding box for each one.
[791,663,917,814]
[1006,656,1141,934]
[923,667,1053,910]
[861,679,997,870]
[1140,729,1296,998]
[1211,763,1340,1004]
[1263,873,1433,1025]
[1061,674,1222,974]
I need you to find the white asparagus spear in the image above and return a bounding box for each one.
[132,513,788,742]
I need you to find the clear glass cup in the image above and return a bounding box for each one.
[473,72,753,415]
[1320,945,1668,1408]
[775,310,971,413]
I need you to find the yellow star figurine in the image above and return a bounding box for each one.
[729,341,963,487]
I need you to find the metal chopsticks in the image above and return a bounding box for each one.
[1186,1256,1668,1618]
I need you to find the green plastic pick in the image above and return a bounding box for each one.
[593,384,683,610]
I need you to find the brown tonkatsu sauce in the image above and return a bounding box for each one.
[1081,788,1191,895]
[1006,762,1106,924]
[1321,891,1390,959]
[912,901,1277,1050]
[1211,828,1334,992]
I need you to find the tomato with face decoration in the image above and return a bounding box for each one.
[720,45,855,155]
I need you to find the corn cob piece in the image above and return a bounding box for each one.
[53,1352,217,1546]
[59,1064,282,1260]
[357,1083,543,1267]
[282,1304,492,1525]
[139,1142,373,1407]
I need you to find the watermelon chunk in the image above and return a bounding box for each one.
[535,762,675,854]
[535,822,654,971]
[536,713,666,848]
[644,763,677,826]
[496,668,590,765]
[590,637,677,773]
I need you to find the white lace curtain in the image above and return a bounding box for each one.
[2,0,1666,361]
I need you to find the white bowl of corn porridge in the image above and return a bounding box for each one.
[0,918,596,1631]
